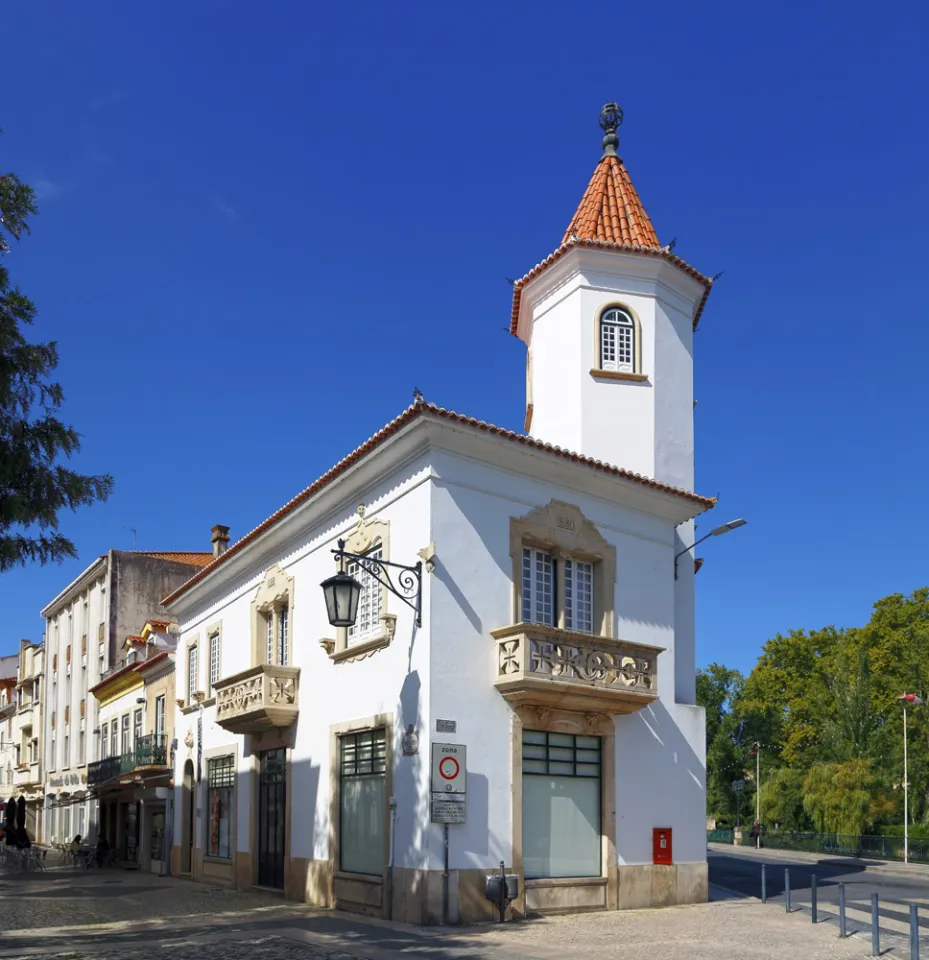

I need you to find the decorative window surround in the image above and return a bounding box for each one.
[250,565,294,668]
[325,507,396,663]
[509,501,616,638]
[593,303,643,379]
[205,620,223,705]
[180,634,200,710]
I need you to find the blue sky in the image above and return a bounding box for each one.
[2,1,927,676]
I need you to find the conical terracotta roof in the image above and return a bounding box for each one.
[562,154,659,248]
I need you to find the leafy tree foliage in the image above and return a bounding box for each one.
[0,162,112,570]
[701,588,929,835]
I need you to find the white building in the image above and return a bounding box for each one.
[41,548,214,846]
[164,103,718,922]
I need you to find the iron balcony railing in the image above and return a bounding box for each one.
[88,735,169,787]
[134,733,168,767]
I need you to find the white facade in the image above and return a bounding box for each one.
[164,113,716,921]
[41,561,107,844]
[167,408,711,918]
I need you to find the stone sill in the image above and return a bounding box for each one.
[201,697,216,708]
[203,855,234,865]
[525,876,608,889]
[331,633,390,663]
[589,369,649,383]
[334,870,382,885]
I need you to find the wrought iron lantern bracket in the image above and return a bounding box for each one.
[331,539,423,627]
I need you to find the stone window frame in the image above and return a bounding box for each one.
[203,744,238,866]
[328,711,393,905]
[590,301,649,384]
[250,565,294,668]
[510,705,617,914]
[509,500,617,638]
[322,509,397,664]
[183,634,201,709]
[204,620,223,705]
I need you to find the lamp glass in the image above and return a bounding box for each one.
[321,571,362,628]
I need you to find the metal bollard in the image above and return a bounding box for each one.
[785,868,791,913]
[839,882,847,937]
[871,893,880,957]
[910,903,919,960]
[761,863,767,904]
[811,874,818,924]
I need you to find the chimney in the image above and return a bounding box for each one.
[210,524,231,558]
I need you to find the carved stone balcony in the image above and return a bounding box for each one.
[214,664,300,734]
[492,624,662,715]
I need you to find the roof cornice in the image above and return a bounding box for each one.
[40,556,108,619]
[509,238,713,337]
[163,401,714,611]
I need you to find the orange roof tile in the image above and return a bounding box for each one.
[134,551,214,568]
[163,400,715,606]
[563,155,659,248]
[510,104,713,336]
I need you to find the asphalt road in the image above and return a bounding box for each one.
[709,845,929,948]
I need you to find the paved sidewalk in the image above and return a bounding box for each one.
[0,865,871,960]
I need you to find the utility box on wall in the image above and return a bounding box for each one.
[653,827,672,865]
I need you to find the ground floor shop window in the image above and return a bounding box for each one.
[522,730,601,879]
[207,756,234,859]
[150,810,165,862]
[339,728,386,876]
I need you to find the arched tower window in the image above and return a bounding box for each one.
[599,307,636,373]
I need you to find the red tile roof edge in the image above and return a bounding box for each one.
[133,551,214,568]
[508,238,713,336]
[88,660,142,697]
[163,402,715,607]
[135,651,171,674]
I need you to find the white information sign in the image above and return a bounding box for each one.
[431,742,467,794]
[432,800,466,824]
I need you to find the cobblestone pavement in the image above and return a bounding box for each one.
[0,864,880,960]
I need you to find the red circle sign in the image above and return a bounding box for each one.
[439,756,460,780]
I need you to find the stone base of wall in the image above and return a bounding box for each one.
[616,862,708,910]
[167,854,706,924]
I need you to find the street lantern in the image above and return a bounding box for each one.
[321,570,362,628]
[320,537,425,628]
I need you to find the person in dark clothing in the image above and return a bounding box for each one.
[95,834,109,866]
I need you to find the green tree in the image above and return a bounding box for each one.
[0,163,113,569]
[759,766,808,831]
[802,759,895,836]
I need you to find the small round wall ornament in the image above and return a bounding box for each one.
[401,724,419,756]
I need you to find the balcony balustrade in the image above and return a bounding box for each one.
[134,734,168,768]
[492,623,662,715]
[214,663,300,734]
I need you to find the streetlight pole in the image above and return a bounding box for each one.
[904,703,909,865]
[674,519,747,579]
[897,693,923,865]
[755,742,761,841]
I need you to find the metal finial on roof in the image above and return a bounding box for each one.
[599,102,623,158]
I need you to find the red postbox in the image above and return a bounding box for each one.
[653,827,672,865]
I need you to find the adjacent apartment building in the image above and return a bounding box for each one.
[89,617,179,873]
[160,104,719,923]
[41,548,213,845]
